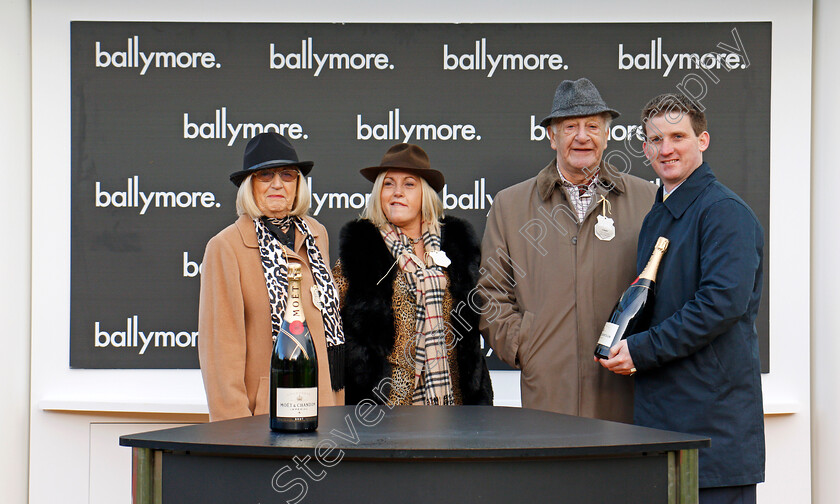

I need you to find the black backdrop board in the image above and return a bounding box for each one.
[71,22,771,370]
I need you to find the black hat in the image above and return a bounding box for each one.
[539,78,620,128]
[360,143,445,192]
[229,133,314,187]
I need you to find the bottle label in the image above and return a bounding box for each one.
[597,322,619,347]
[276,387,317,418]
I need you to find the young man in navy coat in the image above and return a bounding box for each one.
[599,93,765,504]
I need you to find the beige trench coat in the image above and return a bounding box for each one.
[198,214,344,422]
[479,161,656,422]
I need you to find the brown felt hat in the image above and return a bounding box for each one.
[360,143,445,192]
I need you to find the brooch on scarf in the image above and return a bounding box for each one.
[310,285,324,311]
[428,250,451,268]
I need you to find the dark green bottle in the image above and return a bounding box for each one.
[270,263,318,432]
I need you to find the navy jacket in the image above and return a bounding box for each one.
[626,163,765,488]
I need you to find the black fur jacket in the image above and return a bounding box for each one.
[337,216,493,405]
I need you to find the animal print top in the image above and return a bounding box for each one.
[333,261,462,405]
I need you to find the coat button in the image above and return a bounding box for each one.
[571,236,578,245]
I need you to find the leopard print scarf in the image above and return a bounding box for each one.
[255,216,344,391]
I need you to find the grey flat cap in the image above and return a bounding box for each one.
[539,78,620,128]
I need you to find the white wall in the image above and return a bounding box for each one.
[0,0,31,503]
[811,1,839,503]
[25,1,816,503]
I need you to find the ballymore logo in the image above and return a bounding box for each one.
[94,316,198,355]
[356,108,480,142]
[183,107,307,146]
[269,37,394,76]
[443,38,567,78]
[94,176,221,215]
[618,35,749,78]
[94,35,221,75]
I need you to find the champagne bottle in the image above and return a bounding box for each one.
[594,237,669,360]
[270,263,318,432]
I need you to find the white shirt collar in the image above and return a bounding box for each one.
[662,180,685,198]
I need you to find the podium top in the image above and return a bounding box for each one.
[120,405,708,459]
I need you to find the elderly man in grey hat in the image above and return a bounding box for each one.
[478,78,656,421]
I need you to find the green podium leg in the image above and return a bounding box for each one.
[132,447,162,504]
[668,449,699,504]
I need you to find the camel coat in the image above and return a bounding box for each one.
[198,214,343,422]
[479,161,656,422]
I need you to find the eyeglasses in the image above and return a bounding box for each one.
[253,168,298,183]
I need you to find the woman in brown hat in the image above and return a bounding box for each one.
[333,143,492,406]
[198,132,344,421]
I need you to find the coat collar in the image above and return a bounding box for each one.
[536,159,627,201]
[234,214,320,254]
[658,162,716,219]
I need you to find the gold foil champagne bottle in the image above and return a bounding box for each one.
[594,237,669,360]
[270,263,318,432]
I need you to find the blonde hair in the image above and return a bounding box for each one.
[235,171,311,219]
[362,170,444,234]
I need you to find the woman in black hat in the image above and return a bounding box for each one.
[198,132,344,421]
[333,143,492,406]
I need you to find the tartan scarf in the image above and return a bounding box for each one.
[255,216,345,391]
[380,223,454,405]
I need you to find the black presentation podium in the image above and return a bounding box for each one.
[120,405,708,504]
